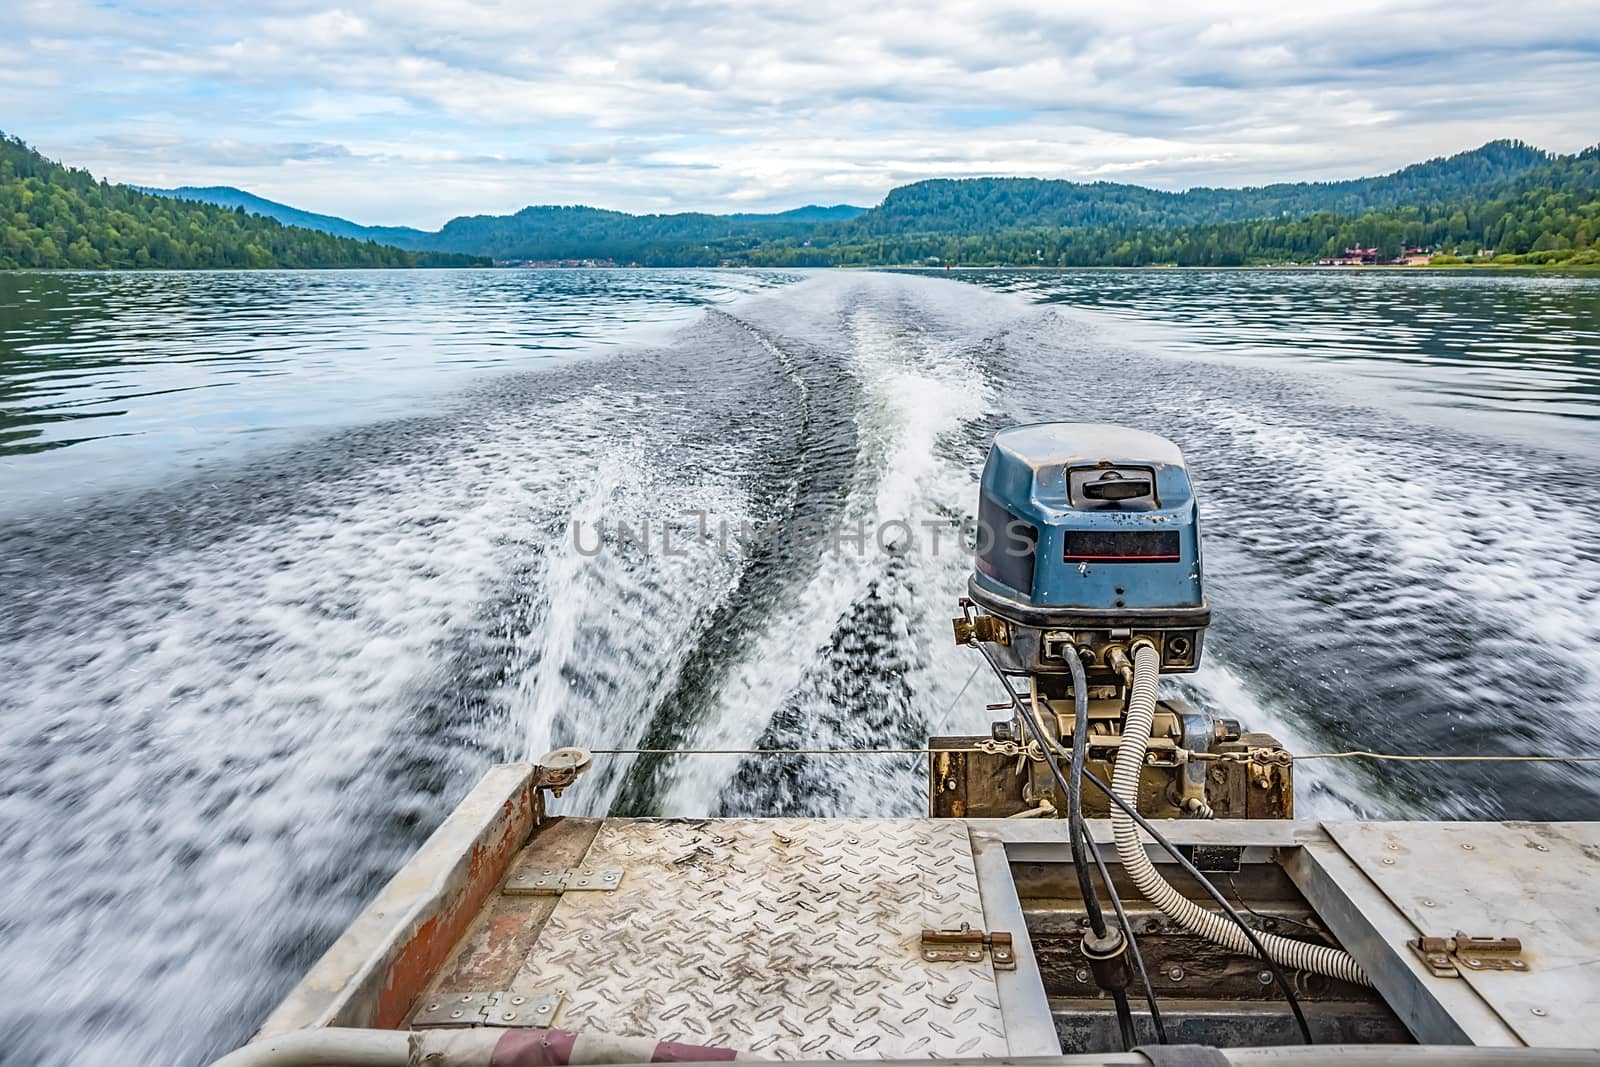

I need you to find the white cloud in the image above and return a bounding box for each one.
[7,0,1599,225]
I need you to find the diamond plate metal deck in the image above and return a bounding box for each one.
[511,818,1011,1060]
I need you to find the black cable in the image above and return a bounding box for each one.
[1046,667,1108,941]
[1064,648,1167,1045]
[1075,805,1169,1044]
[1112,989,1136,1050]
[977,643,1313,1044]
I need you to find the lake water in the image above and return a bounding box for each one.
[1,267,1597,1065]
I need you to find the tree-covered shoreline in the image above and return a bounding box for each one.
[0,136,487,270]
[5,131,1598,271]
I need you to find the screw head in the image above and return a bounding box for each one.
[1382,857,1395,865]
[1535,844,1549,852]
[1461,843,1475,851]
[1421,898,1436,907]
[944,993,959,1004]
[1532,1007,1548,1018]
[1076,968,1090,984]
[1168,966,1185,981]
[1257,971,1274,986]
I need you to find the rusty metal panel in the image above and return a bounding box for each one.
[423,817,604,997]
[512,818,1011,1060]
[257,763,540,1036]
[1326,821,1600,1047]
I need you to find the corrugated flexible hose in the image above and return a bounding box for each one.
[1111,643,1370,987]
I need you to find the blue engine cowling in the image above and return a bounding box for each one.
[967,423,1209,673]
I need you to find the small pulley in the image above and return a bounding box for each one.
[536,746,593,798]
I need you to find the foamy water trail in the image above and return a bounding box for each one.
[658,281,1001,815]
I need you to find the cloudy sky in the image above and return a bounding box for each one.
[4,0,1598,227]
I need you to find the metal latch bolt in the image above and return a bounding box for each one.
[411,990,563,1028]
[503,867,623,895]
[921,923,1016,970]
[1408,933,1528,977]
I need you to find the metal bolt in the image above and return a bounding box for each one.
[1168,966,1185,982]
[580,933,593,942]
[510,996,525,1006]
[1386,843,1400,852]
[1535,844,1549,852]
[1258,971,1274,986]
[1512,961,1527,970]
[1421,899,1436,908]
[1076,969,1090,984]
[1532,1008,1548,1018]
[459,995,474,1002]
[450,1010,464,1019]
[537,1005,551,1014]
[425,1003,439,1012]
[502,1012,517,1021]
[944,993,959,1004]
[1466,958,1481,967]
[1382,857,1395,865]
[1461,843,1474,851]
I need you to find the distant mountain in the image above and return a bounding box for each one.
[0,135,487,270]
[140,185,436,249]
[145,186,867,258]
[421,204,875,263]
[848,141,1555,237]
[730,204,867,223]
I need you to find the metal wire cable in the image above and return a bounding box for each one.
[587,745,1600,762]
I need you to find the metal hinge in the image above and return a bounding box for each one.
[503,866,623,895]
[921,923,1016,970]
[411,990,563,1028]
[1408,933,1528,977]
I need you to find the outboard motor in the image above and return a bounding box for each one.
[965,422,1208,678]
[945,423,1290,821]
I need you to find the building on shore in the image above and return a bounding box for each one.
[1318,244,1434,266]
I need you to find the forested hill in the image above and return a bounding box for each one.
[0,136,486,270]
[848,141,1553,237]
[420,204,867,262]
[140,185,434,249]
[747,146,1600,268]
